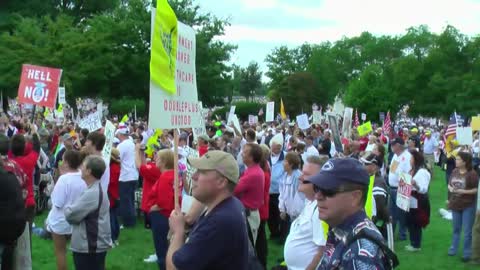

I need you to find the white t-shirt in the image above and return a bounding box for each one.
[100,155,110,191]
[284,199,326,270]
[388,150,412,187]
[46,171,87,235]
[410,169,430,209]
[118,138,139,182]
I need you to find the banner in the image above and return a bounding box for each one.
[342,107,353,138]
[266,102,274,122]
[327,113,343,153]
[150,1,178,94]
[17,64,62,108]
[102,120,116,166]
[313,110,322,124]
[79,112,102,132]
[296,114,310,130]
[396,173,413,212]
[149,19,200,129]
[357,121,373,137]
[58,87,66,104]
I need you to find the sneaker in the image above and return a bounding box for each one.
[114,240,120,246]
[120,225,125,230]
[405,245,421,252]
[143,254,158,263]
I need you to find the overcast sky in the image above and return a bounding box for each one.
[197,0,480,77]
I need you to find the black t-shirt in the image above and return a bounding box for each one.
[319,139,331,156]
[173,197,249,270]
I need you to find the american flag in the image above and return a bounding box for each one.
[354,109,360,128]
[445,113,458,138]
[383,111,391,135]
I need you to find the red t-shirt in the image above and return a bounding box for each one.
[12,149,39,207]
[234,164,265,210]
[259,167,271,221]
[139,162,161,212]
[108,162,121,208]
[147,170,181,218]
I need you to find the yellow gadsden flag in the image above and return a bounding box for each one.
[280,98,287,119]
[150,0,178,95]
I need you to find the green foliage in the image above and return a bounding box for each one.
[211,101,264,121]
[239,61,262,101]
[109,98,146,118]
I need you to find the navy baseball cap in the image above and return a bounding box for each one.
[308,158,370,190]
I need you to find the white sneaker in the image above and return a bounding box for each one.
[439,208,453,220]
[120,225,125,230]
[114,240,120,246]
[143,254,158,263]
[405,245,421,252]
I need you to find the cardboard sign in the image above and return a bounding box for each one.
[313,110,322,124]
[472,116,480,131]
[357,121,373,137]
[149,18,200,129]
[102,120,116,166]
[79,112,102,132]
[17,64,62,108]
[266,102,274,122]
[396,173,413,212]
[342,107,353,138]
[457,127,473,145]
[58,87,66,104]
[248,114,256,125]
[296,114,310,130]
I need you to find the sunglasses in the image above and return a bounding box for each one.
[313,185,360,197]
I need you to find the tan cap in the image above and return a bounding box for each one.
[188,150,239,184]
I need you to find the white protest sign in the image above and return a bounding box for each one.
[361,113,366,121]
[227,105,236,124]
[457,127,473,145]
[192,102,207,140]
[102,120,116,166]
[396,173,413,212]
[313,110,322,124]
[97,102,103,116]
[79,112,102,132]
[248,115,256,125]
[228,114,241,133]
[149,15,200,129]
[342,107,353,138]
[266,102,274,122]
[296,114,310,130]
[58,87,66,104]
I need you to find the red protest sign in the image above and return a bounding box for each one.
[17,64,62,108]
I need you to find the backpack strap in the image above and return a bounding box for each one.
[345,229,399,269]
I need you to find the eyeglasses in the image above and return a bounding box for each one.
[313,185,361,197]
[301,180,312,184]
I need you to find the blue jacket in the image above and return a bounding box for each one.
[269,151,285,194]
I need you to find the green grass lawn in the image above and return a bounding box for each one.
[32,167,478,269]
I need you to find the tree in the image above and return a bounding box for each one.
[269,72,326,117]
[239,61,262,101]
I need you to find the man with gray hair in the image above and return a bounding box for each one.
[268,132,285,239]
[65,155,111,270]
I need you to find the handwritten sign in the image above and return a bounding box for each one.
[79,112,102,132]
[149,17,200,129]
[58,87,66,104]
[17,64,62,108]
[193,102,207,140]
[313,110,322,124]
[266,102,274,122]
[296,114,310,130]
[396,173,413,212]
[248,114,256,125]
[102,120,116,166]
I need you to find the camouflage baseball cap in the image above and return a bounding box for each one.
[188,150,239,184]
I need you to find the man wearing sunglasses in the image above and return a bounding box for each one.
[310,158,393,269]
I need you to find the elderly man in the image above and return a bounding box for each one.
[268,133,286,239]
[311,158,397,269]
[283,156,327,270]
[166,151,249,270]
[423,129,438,176]
[388,137,412,241]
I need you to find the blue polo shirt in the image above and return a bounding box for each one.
[173,196,249,270]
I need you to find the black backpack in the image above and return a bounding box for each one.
[0,169,27,244]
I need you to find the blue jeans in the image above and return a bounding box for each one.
[407,209,422,248]
[110,206,120,242]
[450,204,477,258]
[389,188,407,239]
[119,181,137,227]
[150,211,169,270]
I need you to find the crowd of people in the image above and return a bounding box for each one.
[1,112,480,270]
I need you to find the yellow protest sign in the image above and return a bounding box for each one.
[150,0,178,95]
[357,121,372,137]
[472,116,480,131]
